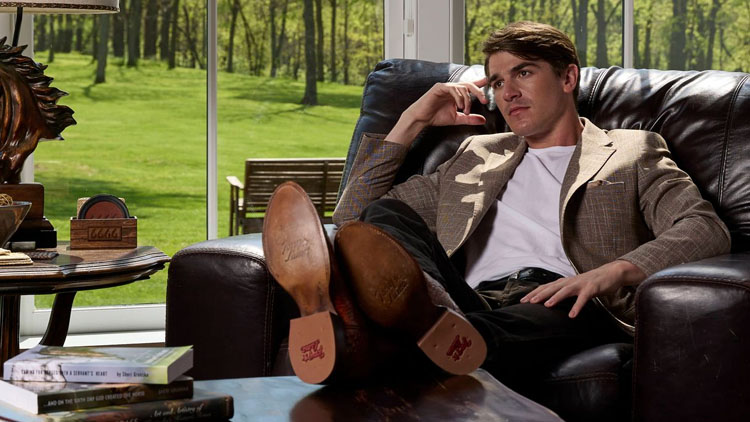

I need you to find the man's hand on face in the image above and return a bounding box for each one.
[385,78,489,146]
[519,260,647,318]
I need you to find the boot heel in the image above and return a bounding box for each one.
[288,311,343,384]
[417,309,487,375]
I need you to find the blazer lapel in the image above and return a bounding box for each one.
[438,137,527,255]
[560,118,617,225]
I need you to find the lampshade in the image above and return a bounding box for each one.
[0,0,119,14]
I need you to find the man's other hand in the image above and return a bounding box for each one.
[519,260,647,318]
[385,78,489,146]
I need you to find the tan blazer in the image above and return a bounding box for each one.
[334,118,731,330]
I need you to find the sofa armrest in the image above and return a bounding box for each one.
[633,252,750,422]
[165,233,297,380]
[165,225,338,380]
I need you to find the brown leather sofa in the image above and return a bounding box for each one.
[166,60,750,422]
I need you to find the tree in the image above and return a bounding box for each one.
[571,0,590,66]
[227,0,241,72]
[329,0,337,81]
[113,8,125,57]
[301,0,318,104]
[168,0,179,69]
[270,0,290,77]
[342,0,349,84]
[669,0,687,70]
[594,0,608,67]
[128,0,143,67]
[159,0,172,60]
[48,16,55,63]
[95,15,110,83]
[315,0,324,81]
[705,0,723,69]
[144,0,159,58]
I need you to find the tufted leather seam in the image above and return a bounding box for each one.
[645,275,750,288]
[173,248,264,261]
[340,63,384,197]
[263,270,275,376]
[544,373,619,383]
[585,67,610,115]
[448,64,470,82]
[717,74,749,206]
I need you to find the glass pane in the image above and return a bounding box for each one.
[217,0,383,237]
[465,0,623,68]
[32,1,207,308]
[635,0,749,71]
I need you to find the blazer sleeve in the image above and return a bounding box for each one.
[333,133,442,227]
[618,132,732,276]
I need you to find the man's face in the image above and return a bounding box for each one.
[487,51,577,142]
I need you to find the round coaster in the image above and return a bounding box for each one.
[77,194,130,219]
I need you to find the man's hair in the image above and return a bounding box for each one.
[482,21,581,100]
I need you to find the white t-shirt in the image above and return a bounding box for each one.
[463,145,577,288]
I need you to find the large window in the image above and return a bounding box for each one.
[634,0,748,71]
[217,0,384,237]
[466,0,623,67]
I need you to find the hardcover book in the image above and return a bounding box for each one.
[0,376,193,414]
[0,389,233,422]
[3,346,193,384]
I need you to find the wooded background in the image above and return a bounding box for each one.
[34,0,748,101]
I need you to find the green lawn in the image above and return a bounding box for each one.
[33,53,362,308]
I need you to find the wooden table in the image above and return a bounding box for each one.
[0,244,169,373]
[196,369,564,421]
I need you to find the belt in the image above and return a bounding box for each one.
[507,267,563,282]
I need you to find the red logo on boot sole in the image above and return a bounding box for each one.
[446,335,472,361]
[301,339,325,362]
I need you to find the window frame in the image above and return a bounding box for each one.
[10,0,640,339]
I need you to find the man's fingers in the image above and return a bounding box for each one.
[454,113,487,126]
[473,77,488,87]
[465,82,488,104]
[569,293,590,318]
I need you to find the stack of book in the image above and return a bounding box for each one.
[0,345,234,421]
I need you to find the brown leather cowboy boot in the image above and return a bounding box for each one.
[334,221,487,375]
[263,182,376,384]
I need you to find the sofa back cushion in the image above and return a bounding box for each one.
[342,59,750,251]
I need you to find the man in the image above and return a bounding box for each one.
[263,22,731,393]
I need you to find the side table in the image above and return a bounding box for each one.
[0,243,169,375]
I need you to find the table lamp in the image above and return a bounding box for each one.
[0,0,119,248]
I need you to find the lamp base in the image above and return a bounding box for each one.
[0,183,57,248]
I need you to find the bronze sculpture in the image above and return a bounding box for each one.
[0,37,75,184]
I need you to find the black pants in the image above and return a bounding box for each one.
[359,198,630,397]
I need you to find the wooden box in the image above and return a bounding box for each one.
[70,217,137,249]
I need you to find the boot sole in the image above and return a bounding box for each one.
[336,221,486,375]
[263,182,338,383]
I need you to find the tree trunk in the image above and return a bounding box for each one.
[227,0,240,72]
[669,0,687,70]
[594,0,607,67]
[181,3,205,69]
[144,0,159,58]
[168,0,179,69]
[159,0,171,60]
[329,0,336,81]
[36,16,47,51]
[113,6,125,57]
[302,0,318,104]
[343,0,349,84]
[643,17,652,68]
[75,16,84,52]
[92,15,98,59]
[705,0,722,69]
[315,0,324,82]
[128,0,143,67]
[571,0,589,66]
[48,16,55,62]
[95,15,110,83]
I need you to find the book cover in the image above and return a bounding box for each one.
[3,346,193,384]
[0,389,233,422]
[0,376,193,414]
